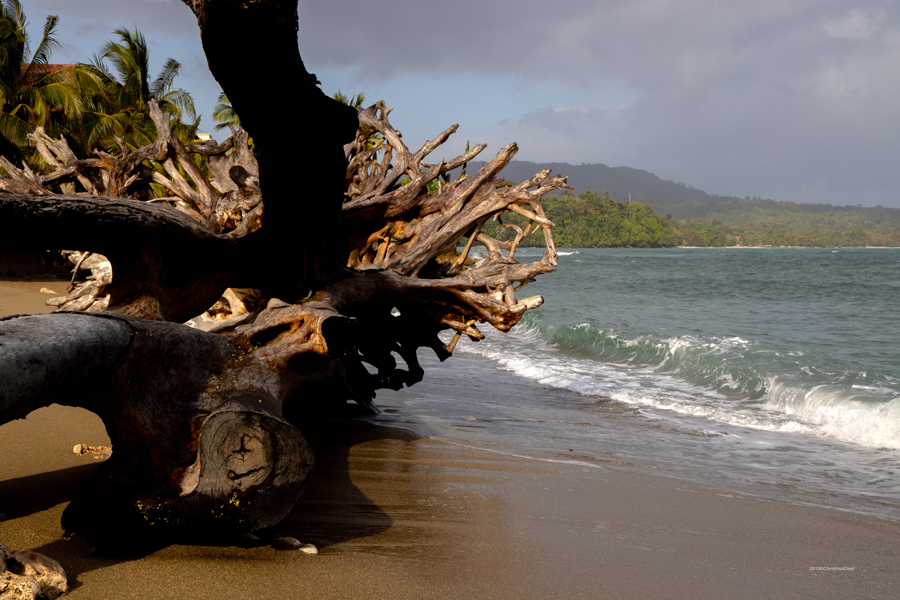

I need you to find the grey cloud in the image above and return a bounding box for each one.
[23,0,900,205]
[296,0,900,205]
[34,0,198,37]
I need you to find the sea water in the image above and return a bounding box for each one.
[375,248,900,522]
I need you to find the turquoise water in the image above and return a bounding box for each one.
[379,248,900,521]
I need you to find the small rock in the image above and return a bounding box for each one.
[72,444,112,458]
[270,536,300,550]
[271,537,317,553]
[39,288,56,295]
[299,544,318,555]
[465,416,477,421]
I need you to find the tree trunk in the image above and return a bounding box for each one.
[0,312,314,542]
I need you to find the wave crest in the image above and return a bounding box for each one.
[461,317,900,449]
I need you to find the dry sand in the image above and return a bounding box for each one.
[0,278,65,319]
[2,282,898,599]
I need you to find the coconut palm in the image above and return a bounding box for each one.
[333,89,384,160]
[0,0,88,165]
[81,26,197,153]
[333,89,365,108]
[212,91,239,131]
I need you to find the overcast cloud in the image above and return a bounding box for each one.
[25,0,900,206]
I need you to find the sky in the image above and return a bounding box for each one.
[22,0,900,207]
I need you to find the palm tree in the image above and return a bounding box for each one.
[0,0,87,165]
[334,90,383,159]
[333,90,366,108]
[212,91,239,131]
[81,26,196,153]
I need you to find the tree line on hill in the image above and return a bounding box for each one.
[482,188,900,248]
[483,189,675,248]
[670,211,900,247]
[494,159,900,247]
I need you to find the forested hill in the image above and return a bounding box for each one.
[499,160,900,221]
[497,160,709,211]
[485,185,900,248]
[494,161,900,246]
[484,190,675,248]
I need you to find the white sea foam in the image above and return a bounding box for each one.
[764,379,900,449]
[459,324,900,451]
[851,384,897,395]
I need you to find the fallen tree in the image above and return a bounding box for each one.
[0,0,567,555]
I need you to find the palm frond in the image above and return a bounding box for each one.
[30,14,60,65]
[334,90,366,108]
[101,27,151,107]
[0,78,13,104]
[0,108,32,146]
[0,0,27,89]
[87,53,115,82]
[150,57,181,98]
[212,91,240,131]
[159,87,195,121]
[38,81,82,118]
[7,0,28,54]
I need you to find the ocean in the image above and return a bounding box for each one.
[376,247,900,522]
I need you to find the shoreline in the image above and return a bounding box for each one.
[675,244,900,249]
[2,402,898,599]
[517,245,900,250]
[2,282,899,599]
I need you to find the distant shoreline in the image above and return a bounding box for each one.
[674,245,900,249]
[529,245,900,250]
[518,245,900,250]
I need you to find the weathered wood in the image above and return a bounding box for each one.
[0,0,571,557]
[0,314,133,421]
[46,252,111,313]
[0,312,314,541]
[0,541,67,599]
[0,193,235,321]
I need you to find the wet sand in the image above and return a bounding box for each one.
[2,283,898,599]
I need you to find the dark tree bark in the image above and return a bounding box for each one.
[0,313,312,536]
[182,0,358,283]
[0,0,569,565]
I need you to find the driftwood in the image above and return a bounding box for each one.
[0,0,569,550]
[0,541,67,599]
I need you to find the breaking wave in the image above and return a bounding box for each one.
[458,316,900,450]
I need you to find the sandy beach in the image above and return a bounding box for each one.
[2,282,898,599]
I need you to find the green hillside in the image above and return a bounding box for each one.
[669,204,900,247]
[484,188,900,248]
[485,190,674,248]
[494,161,900,247]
